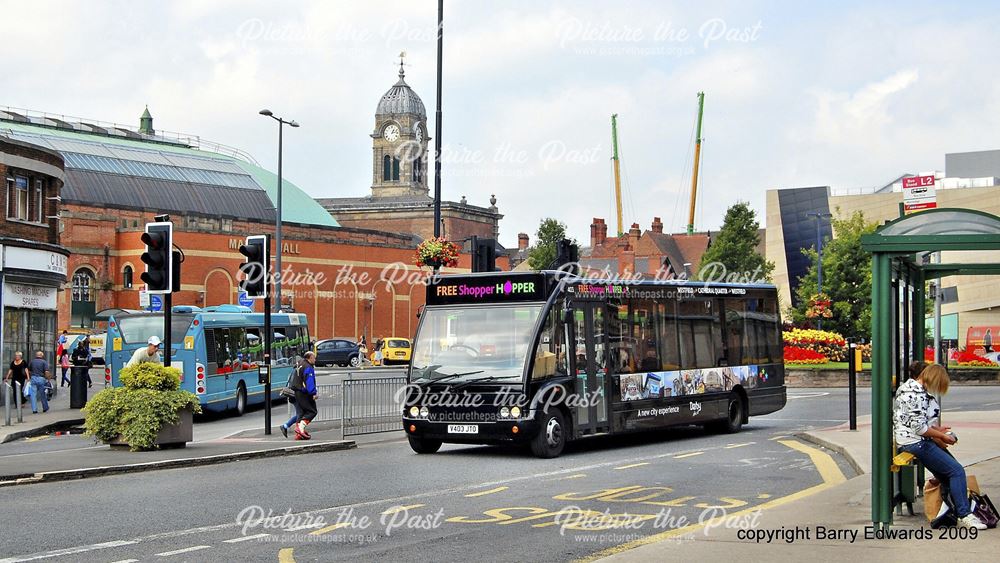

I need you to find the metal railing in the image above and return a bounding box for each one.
[341,376,407,436]
[3,381,24,426]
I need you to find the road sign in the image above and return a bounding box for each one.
[902,175,937,214]
[238,291,254,307]
[139,290,150,308]
[149,294,163,312]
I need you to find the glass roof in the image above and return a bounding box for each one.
[878,209,1000,236]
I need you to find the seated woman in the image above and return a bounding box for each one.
[893,363,986,529]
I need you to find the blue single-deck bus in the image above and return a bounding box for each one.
[104,305,310,415]
[404,271,786,457]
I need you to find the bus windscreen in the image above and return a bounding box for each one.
[117,315,193,345]
[411,304,543,383]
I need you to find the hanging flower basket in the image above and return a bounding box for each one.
[805,292,834,319]
[415,237,460,268]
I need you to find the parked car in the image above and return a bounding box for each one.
[371,337,412,366]
[314,338,362,367]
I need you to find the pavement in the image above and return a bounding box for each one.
[596,410,1000,562]
[0,378,100,443]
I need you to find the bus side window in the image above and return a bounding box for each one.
[245,328,262,365]
[725,298,746,366]
[657,301,680,371]
[229,327,247,370]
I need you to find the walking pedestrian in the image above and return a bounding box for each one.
[294,351,318,440]
[27,351,51,414]
[71,339,94,387]
[280,359,305,438]
[126,336,162,368]
[60,350,71,387]
[5,351,29,402]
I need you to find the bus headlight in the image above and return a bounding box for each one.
[420,406,429,418]
[409,406,420,418]
[500,407,510,419]
[511,406,521,418]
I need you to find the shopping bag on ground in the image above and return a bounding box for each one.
[924,479,943,522]
[970,492,999,529]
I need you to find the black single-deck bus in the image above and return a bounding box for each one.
[403,271,785,458]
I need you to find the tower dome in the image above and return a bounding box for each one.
[376,66,426,117]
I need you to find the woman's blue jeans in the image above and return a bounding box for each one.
[898,439,971,517]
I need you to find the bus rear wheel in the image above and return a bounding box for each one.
[408,435,442,454]
[530,409,567,458]
[708,393,743,434]
[235,383,247,417]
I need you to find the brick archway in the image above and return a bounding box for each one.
[203,269,234,307]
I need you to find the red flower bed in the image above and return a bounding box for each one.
[784,345,828,364]
[955,348,998,367]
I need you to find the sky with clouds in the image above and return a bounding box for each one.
[2,0,999,248]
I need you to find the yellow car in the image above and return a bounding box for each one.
[371,337,412,366]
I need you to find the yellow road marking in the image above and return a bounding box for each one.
[25,436,48,443]
[465,486,508,497]
[614,462,650,470]
[381,504,425,515]
[673,451,704,459]
[725,442,754,449]
[559,474,587,480]
[778,439,846,484]
[578,439,846,562]
[757,493,772,499]
[309,522,352,535]
[278,548,295,563]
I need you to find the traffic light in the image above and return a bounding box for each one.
[550,238,580,274]
[140,222,173,293]
[239,235,269,299]
[471,236,498,273]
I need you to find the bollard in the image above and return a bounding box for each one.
[848,342,858,431]
[15,381,23,423]
[4,382,10,426]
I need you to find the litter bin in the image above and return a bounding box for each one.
[70,366,88,409]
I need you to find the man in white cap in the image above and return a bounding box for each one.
[126,336,163,367]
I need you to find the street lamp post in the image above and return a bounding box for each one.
[808,211,833,329]
[259,109,299,312]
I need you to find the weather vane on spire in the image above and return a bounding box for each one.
[398,51,407,79]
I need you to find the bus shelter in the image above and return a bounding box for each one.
[861,208,1000,527]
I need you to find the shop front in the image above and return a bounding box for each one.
[0,243,69,365]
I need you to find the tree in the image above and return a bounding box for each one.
[697,202,774,282]
[790,210,878,337]
[527,218,577,270]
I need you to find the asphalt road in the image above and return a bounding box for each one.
[1,387,998,562]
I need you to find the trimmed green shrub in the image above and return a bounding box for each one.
[84,362,201,451]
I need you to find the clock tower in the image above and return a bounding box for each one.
[372,61,429,198]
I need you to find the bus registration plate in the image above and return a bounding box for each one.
[448,424,478,434]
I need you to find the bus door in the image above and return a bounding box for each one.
[571,302,611,435]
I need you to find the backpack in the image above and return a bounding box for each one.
[282,364,304,397]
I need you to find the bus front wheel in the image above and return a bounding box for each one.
[530,409,567,458]
[408,435,442,454]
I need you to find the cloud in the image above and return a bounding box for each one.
[813,69,920,146]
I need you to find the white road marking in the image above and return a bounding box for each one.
[155,545,212,557]
[786,392,830,399]
[109,560,140,563]
[222,533,270,543]
[0,540,138,563]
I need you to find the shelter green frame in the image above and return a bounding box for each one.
[861,207,1000,527]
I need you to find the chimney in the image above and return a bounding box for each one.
[590,218,607,247]
[651,217,663,234]
[518,233,529,250]
[629,222,641,248]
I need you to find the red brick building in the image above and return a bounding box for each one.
[581,217,711,278]
[1,107,501,344]
[1,136,69,362]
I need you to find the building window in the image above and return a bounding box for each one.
[123,266,134,289]
[383,155,391,181]
[35,179,43,223]
[71,269,97,328]
[412,158,421,183]
[7,176,29,221]
[392,157,400,181]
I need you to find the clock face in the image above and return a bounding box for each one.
[383,124,400,142]
[414,124,423,142]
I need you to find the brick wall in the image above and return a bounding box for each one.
[0,140,63,245]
